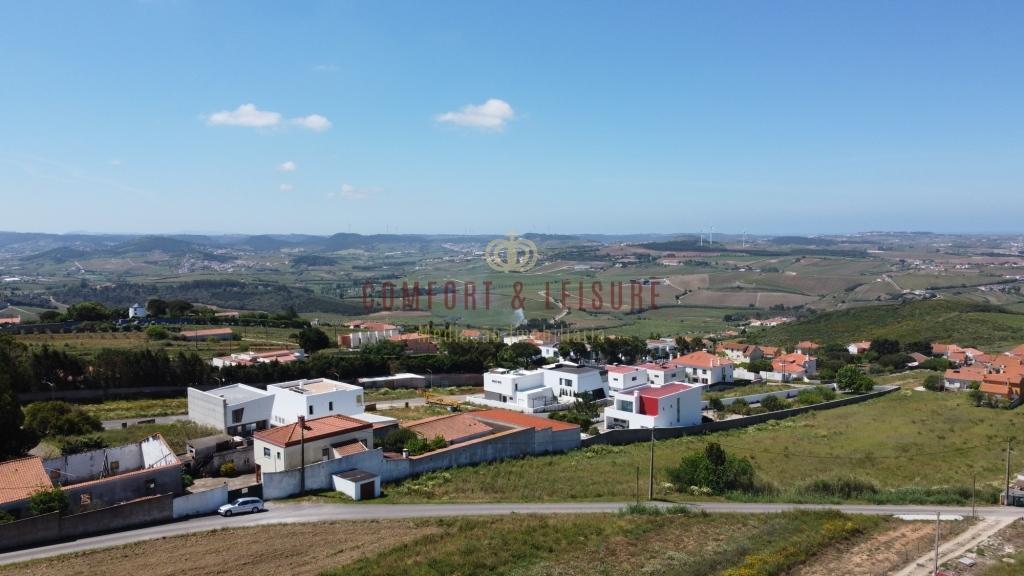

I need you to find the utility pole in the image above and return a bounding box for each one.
[933,512,940,574]
[635,465,640,506]
[299,415,306,496]
[648,427,656,500]
[1006,438,1013,506]
[972,472,977,518]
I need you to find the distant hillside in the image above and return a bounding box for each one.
[751,299,1024,350]
[49,279,365,314]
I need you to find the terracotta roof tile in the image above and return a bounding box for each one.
[254,414,371,448]
[471,409,580,432]
[0,457,51,505]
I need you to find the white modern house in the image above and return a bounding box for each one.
[605,365,649,391]
[187,384,275,436]
[670,351,734,385]
[635,362,686,385]
[267,378,366,426]
[542,363,609,400]
[603,382,702,430]
[128,303,147,319]
[482,368,557,410]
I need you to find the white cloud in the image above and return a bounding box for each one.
[278,160,297,172]
[329,183,376,200]
[435,98,515,131]
[291,114,332,132]
[207,103,282,128]
[279,184,294,192]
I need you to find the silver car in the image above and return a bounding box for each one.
[218,497,265,517]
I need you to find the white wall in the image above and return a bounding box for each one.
[172,484,229,518]
[268,382,364,426]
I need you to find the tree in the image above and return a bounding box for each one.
[497,342,540,369]
[65,301,113,322]
[166,299,194,317]
[869,338,901,357]
[903,340,933,355]
[835,365,874,393]
[923,373,945,392]
[668,442,756,493]
[144,325,169,340]
[747,359,773,373]
[23,401,103,437]
[382,428,419,452]
[297,326,332,353]
[30,487,68,516]
[38,310,62,323]
[145,298,168,317]
[0,336,37,459]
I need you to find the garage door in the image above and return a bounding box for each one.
[359,481,376,500]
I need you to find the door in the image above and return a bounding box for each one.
[255,464,261,483]
[359,481,376,500]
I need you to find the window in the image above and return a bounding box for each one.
[328,401,333,411]
[263,447,271,458]
[308,405,314,416]
[276,451,281,460]
[231,408,244,423]
[321,447,329,458]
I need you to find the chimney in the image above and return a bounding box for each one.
[297,415,306,427]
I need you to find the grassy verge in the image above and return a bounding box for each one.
[78,398,187,420]
[378,374,1020,505]
[704,383,796,399]
[325,510,885,576]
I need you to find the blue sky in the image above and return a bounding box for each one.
[1,1,1022,235]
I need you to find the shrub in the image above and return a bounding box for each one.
[382,428,419,452]
[835,365,874,393]
[29,487,68,516]
[182,473,194,488]
[709,397,725,412]
[57,434,109,455]
[0,509,14,524]
[219,461,237,478]
[406,434,447,456]
[727,398,751,415]
[760,395,787,412]
[923,373,945,392]
[144,325,169,340]
[668,442,757,493]
[23,401,103,437]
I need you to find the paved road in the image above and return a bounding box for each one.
[2,501,1023,565]
[101,414,189,430]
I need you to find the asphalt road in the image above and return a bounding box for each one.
[2,501,1023,565]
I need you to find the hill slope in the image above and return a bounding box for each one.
[752,299,1024,350]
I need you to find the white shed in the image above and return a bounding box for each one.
[331,469,380,501]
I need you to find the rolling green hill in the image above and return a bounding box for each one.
[751,299,1024,350]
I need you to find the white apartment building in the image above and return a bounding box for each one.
[605,365,649,391]
[542,364,609,400]
[482,368,556,410]
[635,362,686,386]
[187,384,275,436]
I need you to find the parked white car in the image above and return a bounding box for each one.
[218,497,265,517]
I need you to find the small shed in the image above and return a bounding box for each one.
[332,469,380,501]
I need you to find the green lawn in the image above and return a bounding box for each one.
[381,373,1021,504]
[703,383,797,399]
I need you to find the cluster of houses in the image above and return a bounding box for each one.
[338,321,438,353]
[940,343,1024,399]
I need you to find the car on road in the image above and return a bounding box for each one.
[218,497,265,517]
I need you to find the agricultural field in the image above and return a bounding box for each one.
[379,373,1021,504]
[0,511,941,576]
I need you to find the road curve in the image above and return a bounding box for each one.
[2,501,1022,565]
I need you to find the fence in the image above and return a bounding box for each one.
[583,386,899,447]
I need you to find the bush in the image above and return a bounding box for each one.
[144,325,169,340]
[668,442,757,494]
[29,487,68,516]
[182,473,194,488]
[23,401,103,437]
[57,434,109,455]
[382,428,419,452]
[708,397,725,412]
[923,373,945,392]
[726,398,751,416]
[0,509,14,524]
[760,395,788,412]
[835,365,874,393]
[405,434,447,456]
[219,461,237,478]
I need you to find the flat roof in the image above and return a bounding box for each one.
[206,383,271,403]
[545,364,599,375]
[334,469,378,483]
[272,378,361,395]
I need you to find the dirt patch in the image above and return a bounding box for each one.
[1,521,438,576]
[794,519,969,576]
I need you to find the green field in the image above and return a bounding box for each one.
[77,398,187,420]
[752,299,1024,351]
[380,373,1020,504]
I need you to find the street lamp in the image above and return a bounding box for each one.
[42,379,56,401]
